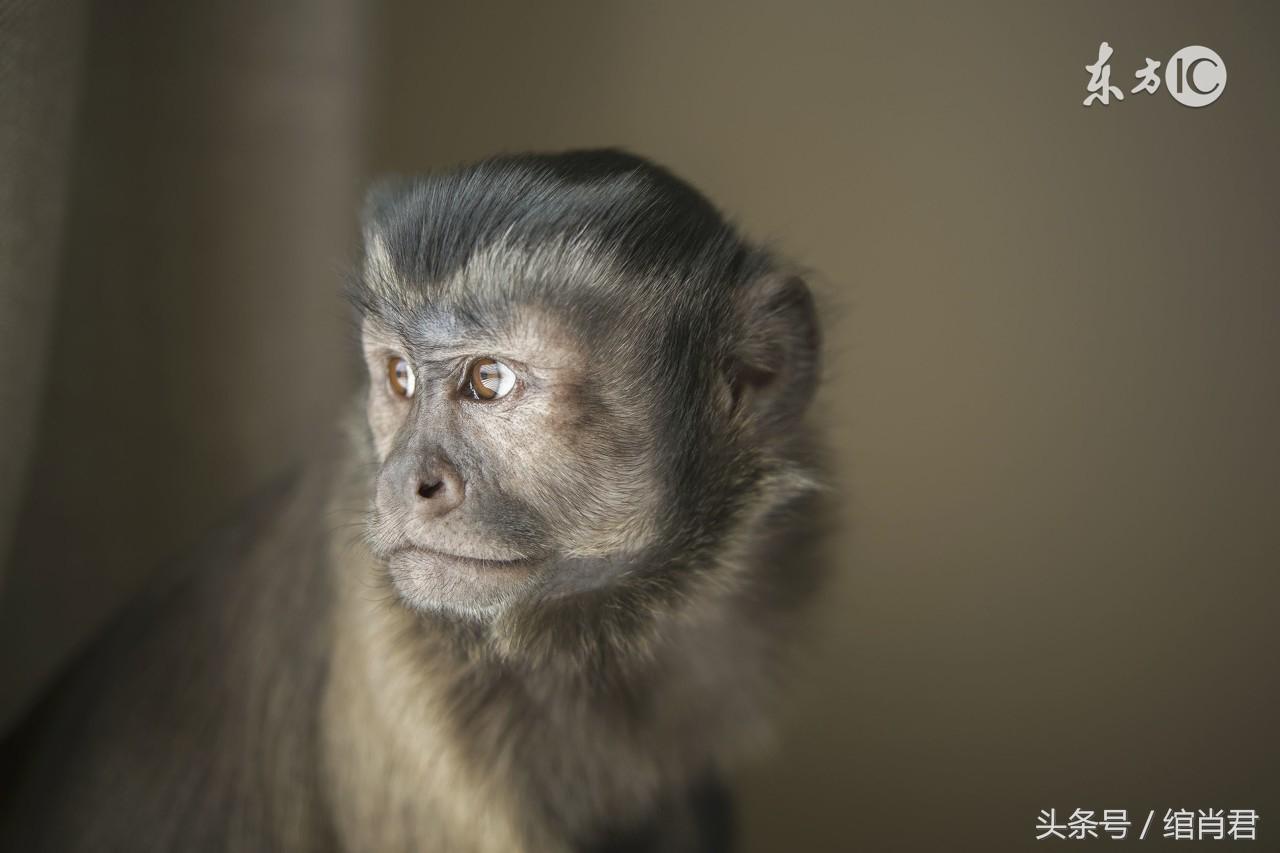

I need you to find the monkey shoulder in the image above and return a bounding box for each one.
[0,468,341,851]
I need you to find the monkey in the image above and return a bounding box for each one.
[0,149,825,852]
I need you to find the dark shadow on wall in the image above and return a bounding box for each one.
[0,0,367,731]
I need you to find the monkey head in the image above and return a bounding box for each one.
[351,150,820,633]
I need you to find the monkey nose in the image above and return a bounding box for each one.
[412,458,464,518]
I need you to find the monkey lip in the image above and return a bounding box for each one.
[384,546,547,613]
[391,546,541,574]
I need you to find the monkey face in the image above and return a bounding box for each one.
[350,151,819,623]
[359,302,664,618]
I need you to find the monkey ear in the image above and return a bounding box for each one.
[728,271,820,427]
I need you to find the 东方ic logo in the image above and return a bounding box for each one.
[1083,42,1226,108]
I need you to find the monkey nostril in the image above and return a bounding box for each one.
[408,459,464,517]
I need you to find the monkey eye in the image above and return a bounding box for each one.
[386,356,415,398]
[463,357,517,401]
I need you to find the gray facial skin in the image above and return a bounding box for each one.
[0,150,825,853]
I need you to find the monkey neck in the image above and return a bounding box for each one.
[322,504,778,853]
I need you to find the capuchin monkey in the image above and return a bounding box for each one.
[0,149,824,852]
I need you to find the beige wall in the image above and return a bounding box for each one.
[4,2,1278,850]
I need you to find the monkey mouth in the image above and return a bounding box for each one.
[409,547,537,569]
[387,546,543,578]
[368,533,534,565]
[384,546,545,613]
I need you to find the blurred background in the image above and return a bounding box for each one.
[1,2,1277,850]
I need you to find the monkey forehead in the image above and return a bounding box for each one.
[361,230,691,344]
[367,229,652,301]
[358,250,590,368]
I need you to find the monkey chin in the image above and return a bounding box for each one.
[385,548,545,618]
